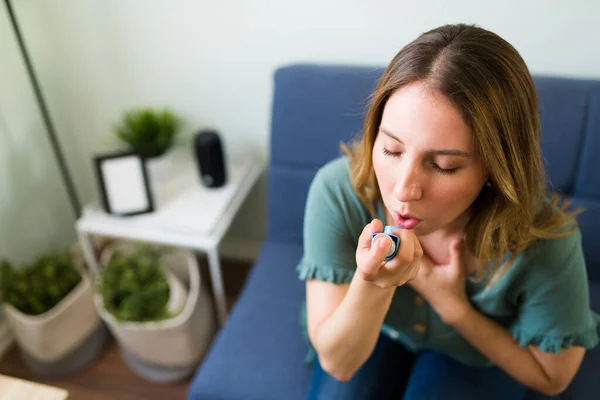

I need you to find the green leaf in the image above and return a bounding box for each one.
[112,108,182,158]
[100,244,173,322]
[0,249,81,315]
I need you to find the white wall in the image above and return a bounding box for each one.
[8,0,600,259]
[0,2,77,266]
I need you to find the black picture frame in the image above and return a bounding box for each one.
[93,151,154,216]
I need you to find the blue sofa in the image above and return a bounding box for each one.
[188,64,600,400]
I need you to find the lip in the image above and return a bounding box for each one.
[393,212,422,230]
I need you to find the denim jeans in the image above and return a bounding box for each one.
[306,333,528,400]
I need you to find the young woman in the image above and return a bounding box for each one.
[297,23,600,399]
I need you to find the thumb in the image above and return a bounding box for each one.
[360,234,392,277]
[358,219,383,251]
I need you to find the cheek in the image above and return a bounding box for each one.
[372,143,386,181]
[372,151,394,191]
[432,176,484,208]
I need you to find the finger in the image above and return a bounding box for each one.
[449,239,463,268]
[358,219,384,251]
[418,246,434,278]
[410,239,424,280]
[413,236,424,261]
[393,229,415,267]
[403,237,423,282]
[378,237,421,285]
[378,229,415,279]
[448,239,466,280]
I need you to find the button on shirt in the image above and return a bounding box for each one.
[297,157,600,367]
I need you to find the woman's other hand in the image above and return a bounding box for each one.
[408,238,471,324]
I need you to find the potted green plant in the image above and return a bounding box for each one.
[113,107,183,159]
[98,244,187,322]
[113,108,183,181]
[0,247,107,378]
[95,242,215,383]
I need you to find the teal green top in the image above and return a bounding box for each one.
[296,156,600,367]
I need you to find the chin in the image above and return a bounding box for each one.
[413,221,449,237]
[411,225,431,236]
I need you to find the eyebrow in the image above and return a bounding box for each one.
[379,127,472,157]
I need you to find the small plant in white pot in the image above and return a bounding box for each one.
[0,248,107,378]
[95,242,215,383]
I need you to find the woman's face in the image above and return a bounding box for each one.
[372,82,488,237]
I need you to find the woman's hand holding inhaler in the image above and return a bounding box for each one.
[355,219,422,290]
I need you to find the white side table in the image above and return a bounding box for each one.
[76,155,264,326]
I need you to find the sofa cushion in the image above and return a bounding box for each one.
[267,165,316,243]
[574,90,600,197]
[270,64,381,170]
[534,77,600,194]
[187,240,311,400]
[570,197,600,282]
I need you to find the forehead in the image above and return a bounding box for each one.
[380,82,473,151]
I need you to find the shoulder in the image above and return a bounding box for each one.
[303,156,371,240]
[522,196,582,268]
[513,221,585,291]
[523,223,581,268]
[311,156,352,191]
[513,196,582,274]
[492,215,583,291]
[308,156,362,208]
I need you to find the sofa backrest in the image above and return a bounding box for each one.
[267,64,600,281]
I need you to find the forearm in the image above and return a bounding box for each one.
[449,305,561,395]
[313,274,395,380]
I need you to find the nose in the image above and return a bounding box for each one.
[392,165,423,202]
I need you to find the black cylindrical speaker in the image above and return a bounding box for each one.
[194,130,227,188]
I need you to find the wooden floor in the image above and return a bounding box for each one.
[0,257,252,400]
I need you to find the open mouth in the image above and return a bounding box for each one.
[394,213,421,229]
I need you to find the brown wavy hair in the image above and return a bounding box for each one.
[342,23,581,286]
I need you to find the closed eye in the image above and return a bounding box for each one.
[382,148,402,157]
[432,163,458,175]
[384,148,459,175]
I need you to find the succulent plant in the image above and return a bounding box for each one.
[99,245,171,322]
[0,249,81,316]
[113,108,183,158]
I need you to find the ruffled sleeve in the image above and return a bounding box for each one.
[295,158,368,285]
[509,227,600,353]
[297,262,355,284]
[511,325,599,353]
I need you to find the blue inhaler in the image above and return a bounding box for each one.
[371,225,402,261]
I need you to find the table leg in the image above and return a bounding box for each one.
[77,231,100,278]
[207,247,228,326]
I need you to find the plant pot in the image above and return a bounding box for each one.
[95,243,216,383]
[145,152,175,183]
[3,275,108,378]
